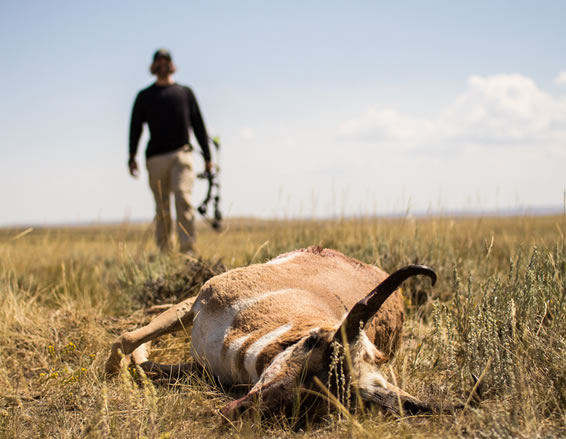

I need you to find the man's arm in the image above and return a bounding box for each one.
[128,92,144,177]
[187,88,212,170]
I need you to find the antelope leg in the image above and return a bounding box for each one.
[145,304,175,314]
[131,340,199,379]
[105,297,196,375]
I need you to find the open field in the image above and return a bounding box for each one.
[1,216,565,438]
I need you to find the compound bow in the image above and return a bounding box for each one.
[197,136,222,231]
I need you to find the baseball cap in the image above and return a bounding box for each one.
[153,49,172,62]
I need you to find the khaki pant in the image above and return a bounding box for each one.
[146,147,195,253]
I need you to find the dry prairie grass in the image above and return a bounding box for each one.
[1,216,565,438]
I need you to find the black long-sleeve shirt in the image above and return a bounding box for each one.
[129,83,211,161]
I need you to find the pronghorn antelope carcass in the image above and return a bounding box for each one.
[106,246,456,417]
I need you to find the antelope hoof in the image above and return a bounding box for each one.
[104,344,125,376]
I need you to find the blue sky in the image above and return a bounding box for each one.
[1,1,565,225]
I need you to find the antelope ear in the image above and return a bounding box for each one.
[303,328,326,351]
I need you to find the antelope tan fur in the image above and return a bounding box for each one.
[105,246,455,418]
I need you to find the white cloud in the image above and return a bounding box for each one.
[339,109,435,146]
[555,71,566,85]
[339,73,566,153]
[240,126,255,139]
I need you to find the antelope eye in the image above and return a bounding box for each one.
[304,333,321,351]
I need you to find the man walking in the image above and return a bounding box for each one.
[129,49,212,254]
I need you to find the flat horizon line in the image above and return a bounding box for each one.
[1,205,564,229]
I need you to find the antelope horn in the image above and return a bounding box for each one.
[335,265,436,344]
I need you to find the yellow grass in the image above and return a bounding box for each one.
[1,216,565,438]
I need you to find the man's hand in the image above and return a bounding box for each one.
[128,157,139,178]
